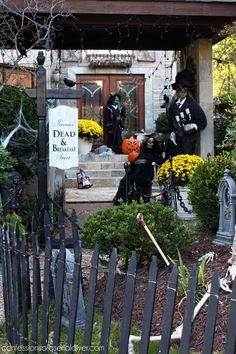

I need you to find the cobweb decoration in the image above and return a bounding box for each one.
[0,97,38,149]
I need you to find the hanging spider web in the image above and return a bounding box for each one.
[0,96,38,149]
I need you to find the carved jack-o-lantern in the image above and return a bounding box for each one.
[122,137,141,154]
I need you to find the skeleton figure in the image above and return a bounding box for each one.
[113,135,163,204]
[220,226,236,292]
[166,69,207,158]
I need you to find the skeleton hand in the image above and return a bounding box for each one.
[198,251,215,264]
[170,132,177,145]
[183,123,198,132]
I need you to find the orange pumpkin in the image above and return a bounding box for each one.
[122,137,141,154]
[128,150,139,161]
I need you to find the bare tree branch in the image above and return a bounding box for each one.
[0,0,72,87]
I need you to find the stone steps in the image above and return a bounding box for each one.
[65,153,128,188]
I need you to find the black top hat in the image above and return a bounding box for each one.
[171,69,195,91]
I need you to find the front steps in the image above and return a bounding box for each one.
[65,153,128,189]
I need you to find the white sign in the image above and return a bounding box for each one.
[49,105,78,169]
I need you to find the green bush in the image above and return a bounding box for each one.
[188,157,225,232]
[0,85,37,178]
[81,200,197,266]
[0,146,18,188]
[214,90,236,155]
[155,112,169,134]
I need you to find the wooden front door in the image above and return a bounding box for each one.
[76,74,145,143]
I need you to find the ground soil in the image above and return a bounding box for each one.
[84,232,232,352]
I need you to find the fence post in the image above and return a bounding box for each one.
[119,251,137,354]
[66,210,83,354]
[41,211,52,352]
[6,224,15,345]
[20,236,29,352]
[179,264,198,354]
[1,225,11,343]
[100,248,118,354]
[12,223,21,348]
[139,256,158,354]
[225,277,236,354]
[82,243,99,354]
[52,210,66,352]
[202,268,220,354]
[159,264,179,353]
[31,217,41,352]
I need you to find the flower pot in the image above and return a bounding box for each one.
[176,186,197,221]
[78,137,93,155]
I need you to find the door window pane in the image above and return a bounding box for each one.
[81,80,103,126]
[116,80,138,132]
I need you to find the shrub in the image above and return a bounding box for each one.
[188,157,225,232]
[0,146,18,188]
[0,85,37,178]
[214,90,236,155]
[155,112,169,134]
[81,200,197,267]
[216,151,236,181]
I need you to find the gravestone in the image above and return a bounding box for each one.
[214,169,236,245]
[51,248,85,328]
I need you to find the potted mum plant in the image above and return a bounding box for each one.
[157,154,204,217]
[78,119,103,154]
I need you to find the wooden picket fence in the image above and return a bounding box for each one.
[1,209,236,353]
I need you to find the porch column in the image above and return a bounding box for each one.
[195,39,214,158]
[185,38,214,158]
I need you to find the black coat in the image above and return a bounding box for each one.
[114,138,162,204]
[104,104,126,153]
[166,95,207,156]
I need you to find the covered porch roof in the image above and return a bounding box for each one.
[4,0,236,50]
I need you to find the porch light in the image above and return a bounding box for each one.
[159,77,172,109]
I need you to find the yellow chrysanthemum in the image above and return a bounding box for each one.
[157,154,204,186]
[78,119,103,140]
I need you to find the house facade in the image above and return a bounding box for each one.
[2,0,236,159]
[48,49,176,138]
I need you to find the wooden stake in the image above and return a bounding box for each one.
[137,213,170,266]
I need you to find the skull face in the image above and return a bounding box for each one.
[176,85,188,99]
[147,137,155,149]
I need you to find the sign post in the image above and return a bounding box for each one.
[26,51,84,243]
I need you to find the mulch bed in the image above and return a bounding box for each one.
[84,233,232,352]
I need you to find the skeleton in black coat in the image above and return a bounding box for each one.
[113,136,163,204]
[166,69,207,157]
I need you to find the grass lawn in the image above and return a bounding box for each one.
[0,316,223,354]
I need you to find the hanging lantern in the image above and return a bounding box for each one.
[159,77,172,109]
[122,137,141,154]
